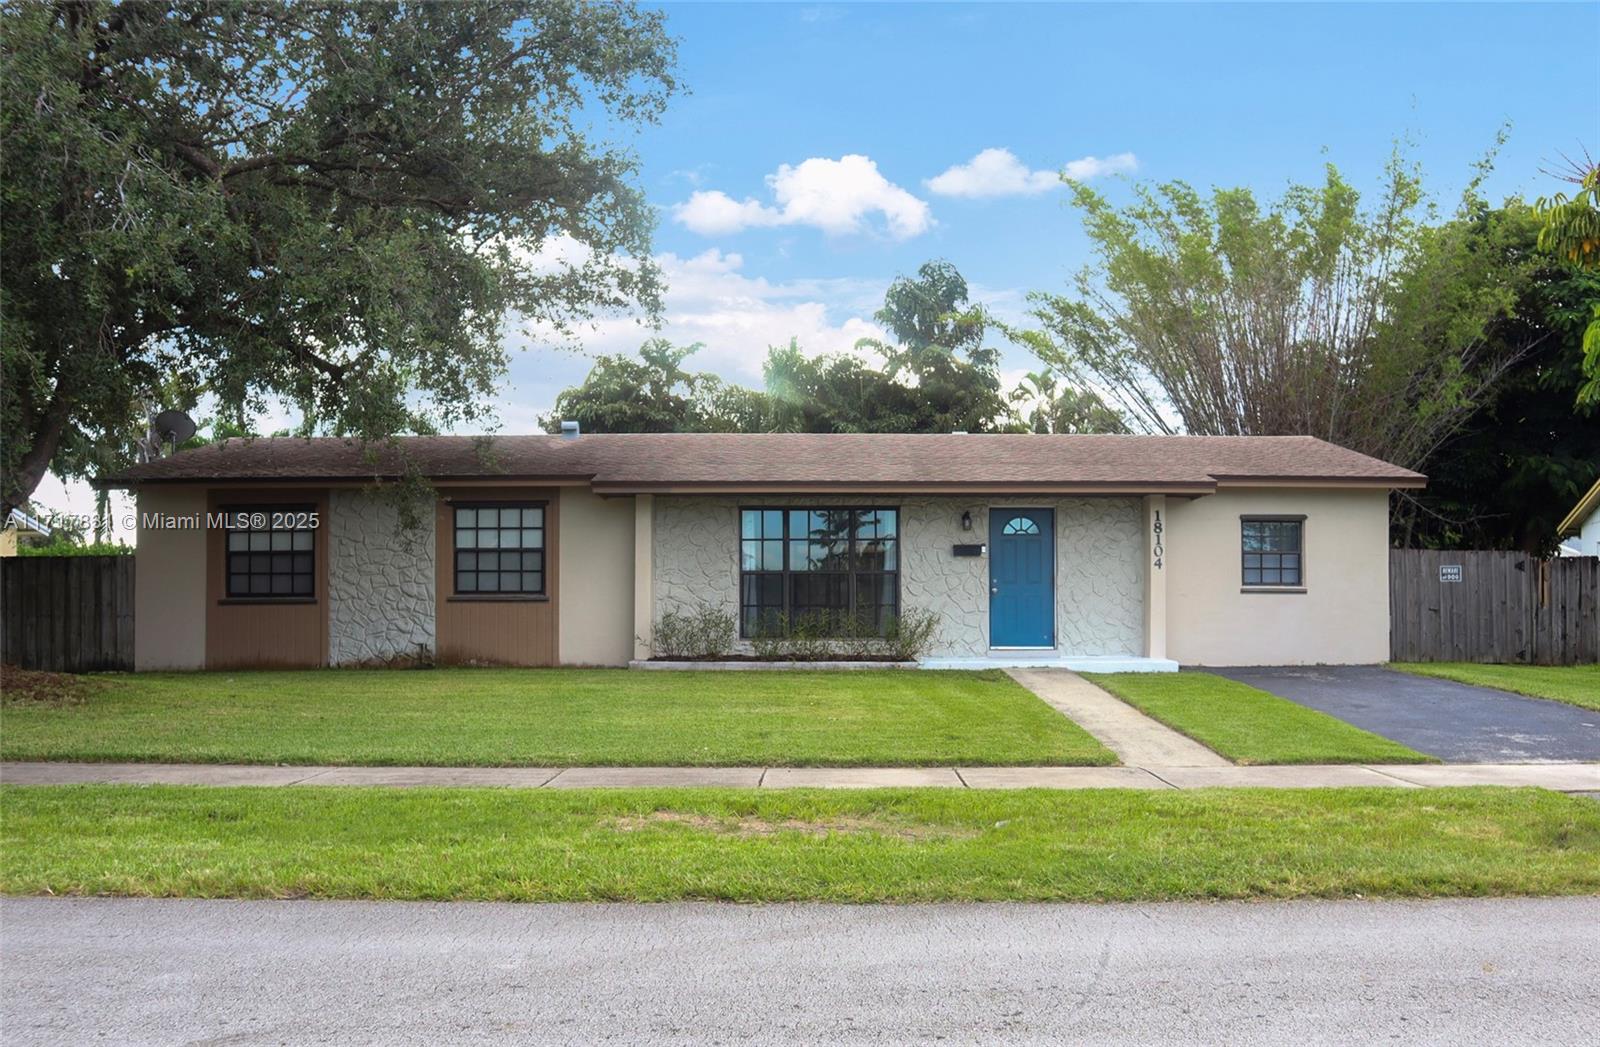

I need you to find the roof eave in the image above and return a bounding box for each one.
[1556,478,1600,537]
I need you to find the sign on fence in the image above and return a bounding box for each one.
[1439,564,1462,583]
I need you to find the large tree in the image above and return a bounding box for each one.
[1399,204,1600,553]
[1,0,678,515]
[1019,152,1538,471]
[856,260,1009,434]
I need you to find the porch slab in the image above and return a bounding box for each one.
[922,654,1178,673]
[542,767,766,788]
[629,660,916,671]
[760,767,965,789]
[956,766,1173,789]
[1006,669,1231,768]
[1148,765,1420,789]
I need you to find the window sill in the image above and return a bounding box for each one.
[1240,586,1307,595]
[447,594,549,603]
[218,597,317,605]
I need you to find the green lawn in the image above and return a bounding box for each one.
[4,785,1596,902]
[1391,663,1600,713]
[0,668,1114,768]
[1084,672,1433,765]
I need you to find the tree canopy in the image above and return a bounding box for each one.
[546,260,1128,436]
[1397,204,1600,553]
[1018,152,1538,471]
[1,0,678,515]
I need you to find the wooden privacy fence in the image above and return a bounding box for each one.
[1390,549,1599,665]
[0,556,135,672]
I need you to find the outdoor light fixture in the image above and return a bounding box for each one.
[961,510,973,531]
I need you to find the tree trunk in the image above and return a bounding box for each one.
[2,385,72,519]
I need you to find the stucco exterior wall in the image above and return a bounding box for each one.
[1579,513,1600,557]
[133,486,207,670]
[327,489,435,664]
[1165,488,1391,666]
[557,489,636,666]
[650,495,1143,657]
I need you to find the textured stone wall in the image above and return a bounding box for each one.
[327,489,436,664]
[651,495,1143,657]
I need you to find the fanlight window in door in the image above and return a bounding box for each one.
[1002,517,1040,536]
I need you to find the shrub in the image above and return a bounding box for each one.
[747,608,942,662]
[649,606,736,659]
[881,608,942,661]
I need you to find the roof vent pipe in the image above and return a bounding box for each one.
[560,420,580,440]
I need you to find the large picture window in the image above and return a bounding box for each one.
[739,507,899,636]
[1241,517,1304,587]
[454,503,545,596]
[225,507,316,599]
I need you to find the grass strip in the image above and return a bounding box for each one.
[1390,663,1600,713]
[0,668,1114,768]
[4,785,1597,902]
[1084,672,1434,765]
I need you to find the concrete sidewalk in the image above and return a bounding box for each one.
[4,760,1598,791]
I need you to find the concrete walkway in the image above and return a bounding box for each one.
[1006,667,1230,767]
[5,760,1599,791]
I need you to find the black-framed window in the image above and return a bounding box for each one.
[225,506,315,598]
[739,507,899,636]
[454,503,545,595]
[1241,517,1304,587]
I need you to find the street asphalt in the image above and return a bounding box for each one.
[3,896,1597,1045]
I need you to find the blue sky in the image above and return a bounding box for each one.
[39,1,1600,528]
[487,1,1600,424]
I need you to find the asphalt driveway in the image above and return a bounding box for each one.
[1205,665,1600,763]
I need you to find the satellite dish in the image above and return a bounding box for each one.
[153,409,197,451]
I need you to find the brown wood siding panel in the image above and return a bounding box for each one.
[205,488,329,668]
[434,486,560,666]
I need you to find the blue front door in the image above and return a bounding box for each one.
[989,509,1055,648]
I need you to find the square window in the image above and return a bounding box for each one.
[1242,519,1304,588]
[454,503,546,594]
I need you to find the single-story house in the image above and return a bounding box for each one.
[1556,477,1600,557]
[102,431,1424,671]
[1,506,52,557]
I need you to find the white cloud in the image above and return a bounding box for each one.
[926,148,1139,198]
[1061,151,1139,181]
[673,155,932,239]
[502,248,887,408]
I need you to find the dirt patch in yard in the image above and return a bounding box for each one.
[608,811,977,841]
[0,665,105,707]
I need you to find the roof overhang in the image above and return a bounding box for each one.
[1557,478,1600,537]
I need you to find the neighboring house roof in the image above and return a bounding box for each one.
[100,433,1425,494]
[5,507,52,537]
[1557,477,1600,537]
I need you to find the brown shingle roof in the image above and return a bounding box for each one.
[101,433,1425,493]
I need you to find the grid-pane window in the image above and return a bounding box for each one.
[1242,518,1303,587]
[738,507,899,636]
[455,504,544,595]
[225,508,315,598]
